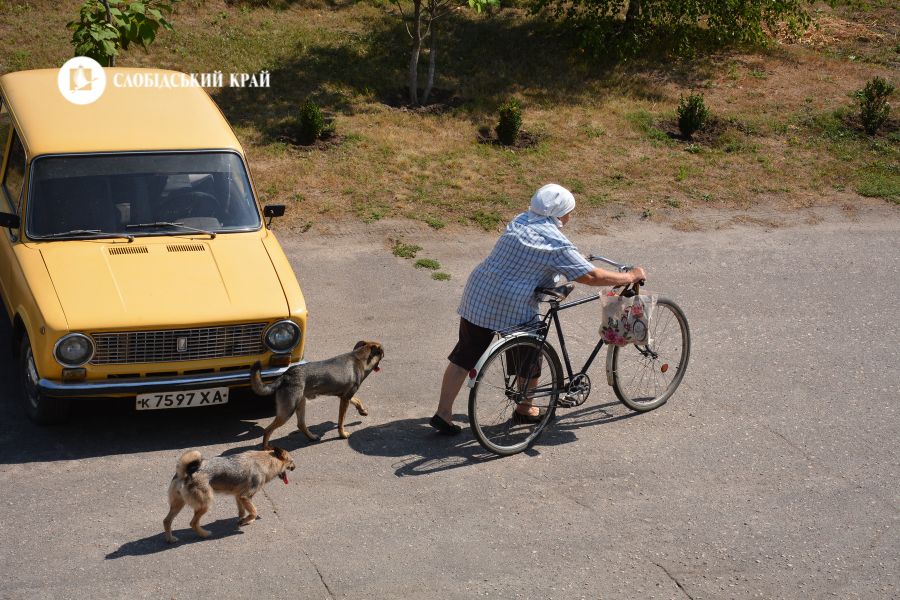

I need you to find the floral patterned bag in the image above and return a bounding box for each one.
[599,289,656,346]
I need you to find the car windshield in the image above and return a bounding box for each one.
[26,152,261,239]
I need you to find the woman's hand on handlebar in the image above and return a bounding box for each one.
[628,266,647,284]
[575,265,646,287]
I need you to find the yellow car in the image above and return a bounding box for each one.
[0,68,307,423]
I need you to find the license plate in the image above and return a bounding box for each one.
[135,387,229,411]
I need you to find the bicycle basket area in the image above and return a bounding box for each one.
[599,290,656,346]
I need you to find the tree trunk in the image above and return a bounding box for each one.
[625,0,641,27]
[408,0,423,105]
[101,0,116,67]
[422,20,437,105]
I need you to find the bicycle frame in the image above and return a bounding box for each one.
[536,293,606,385]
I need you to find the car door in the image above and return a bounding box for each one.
[0,100,26,318]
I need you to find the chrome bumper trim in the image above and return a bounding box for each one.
[37,361,305,398]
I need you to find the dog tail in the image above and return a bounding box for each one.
[175,450,203,481]
[250,361,284,396]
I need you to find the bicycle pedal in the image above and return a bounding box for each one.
[556,397,578,408]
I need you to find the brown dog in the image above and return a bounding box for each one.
[163,447,295,543]
[251,341,384,447]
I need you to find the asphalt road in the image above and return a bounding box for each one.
[0,214,897,599]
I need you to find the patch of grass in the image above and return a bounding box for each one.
[6,0,894,227]
[432,272,452,281]
[583,125,606,138]
[471,210,503,231]
[567,179,586,194]
[584,192,611,206]
[391,240,422,259]
[414,258,441,270]
[666,198,682,208]
[856,163,900,202]
[358,206,387,223]
[626,109,671,143]
[423,215,446,229]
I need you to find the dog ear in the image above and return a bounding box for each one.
[353,341,367,351]
[270,446,287,460]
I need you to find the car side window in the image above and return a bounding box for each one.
[3,130,25,214]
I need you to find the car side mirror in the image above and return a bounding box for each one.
[263,204,285,228]
[0,212,20,229]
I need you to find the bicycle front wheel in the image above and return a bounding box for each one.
[610,297,690,412]
[468,336,562,456]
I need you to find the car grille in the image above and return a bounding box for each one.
[90,323,268,365]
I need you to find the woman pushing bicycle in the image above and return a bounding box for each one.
[429,183,646,436]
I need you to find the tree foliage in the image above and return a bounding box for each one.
[68,0,180,67]
[530,0,815,56]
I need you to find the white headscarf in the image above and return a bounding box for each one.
[527,184,575,226]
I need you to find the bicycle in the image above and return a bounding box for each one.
[466,255,691,456]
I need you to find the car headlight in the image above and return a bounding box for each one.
[264,320,301,353]
[54,333,95,367]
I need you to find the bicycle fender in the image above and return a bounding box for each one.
[605,346,616,387]
[465,332,544,389]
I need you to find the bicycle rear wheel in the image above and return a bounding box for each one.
[468,336,562,456]
[610,297,690,412]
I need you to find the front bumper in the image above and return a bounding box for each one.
[37,362,305,398]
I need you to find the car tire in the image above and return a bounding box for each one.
[19,334,71,424]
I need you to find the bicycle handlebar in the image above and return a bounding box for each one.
[587,254,645,289]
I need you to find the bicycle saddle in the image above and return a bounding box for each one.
[534,283,575,302]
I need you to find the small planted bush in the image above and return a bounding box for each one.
[856,76,895,135]
[495,99,522,146]
[296,99,325,145]
[677,93,710,140]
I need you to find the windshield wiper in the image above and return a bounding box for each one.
[35,229,135,241]
[125,221,216,239]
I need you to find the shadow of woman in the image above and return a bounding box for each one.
[347,415,503,476]
[105,518,243,559]
[346,399,639,475]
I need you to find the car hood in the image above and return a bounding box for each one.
[37,236,288,331]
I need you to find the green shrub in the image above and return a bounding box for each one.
[495,99,522,146]
[296,100,325,145]
[432,272,451,281]
[677,93,710,140]
[855,76,895,135]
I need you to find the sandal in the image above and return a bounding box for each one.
[430,414,462,436]
[512,407,548,425]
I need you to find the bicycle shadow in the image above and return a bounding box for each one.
[347,402,636,476]
[539,400,640,446]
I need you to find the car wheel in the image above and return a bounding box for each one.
[19,334,71,424]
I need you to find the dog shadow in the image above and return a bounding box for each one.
[220,419,365,455]
[105,518,244,559]
[346,400,639,476]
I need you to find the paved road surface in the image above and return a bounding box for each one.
[0,216,897,599]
